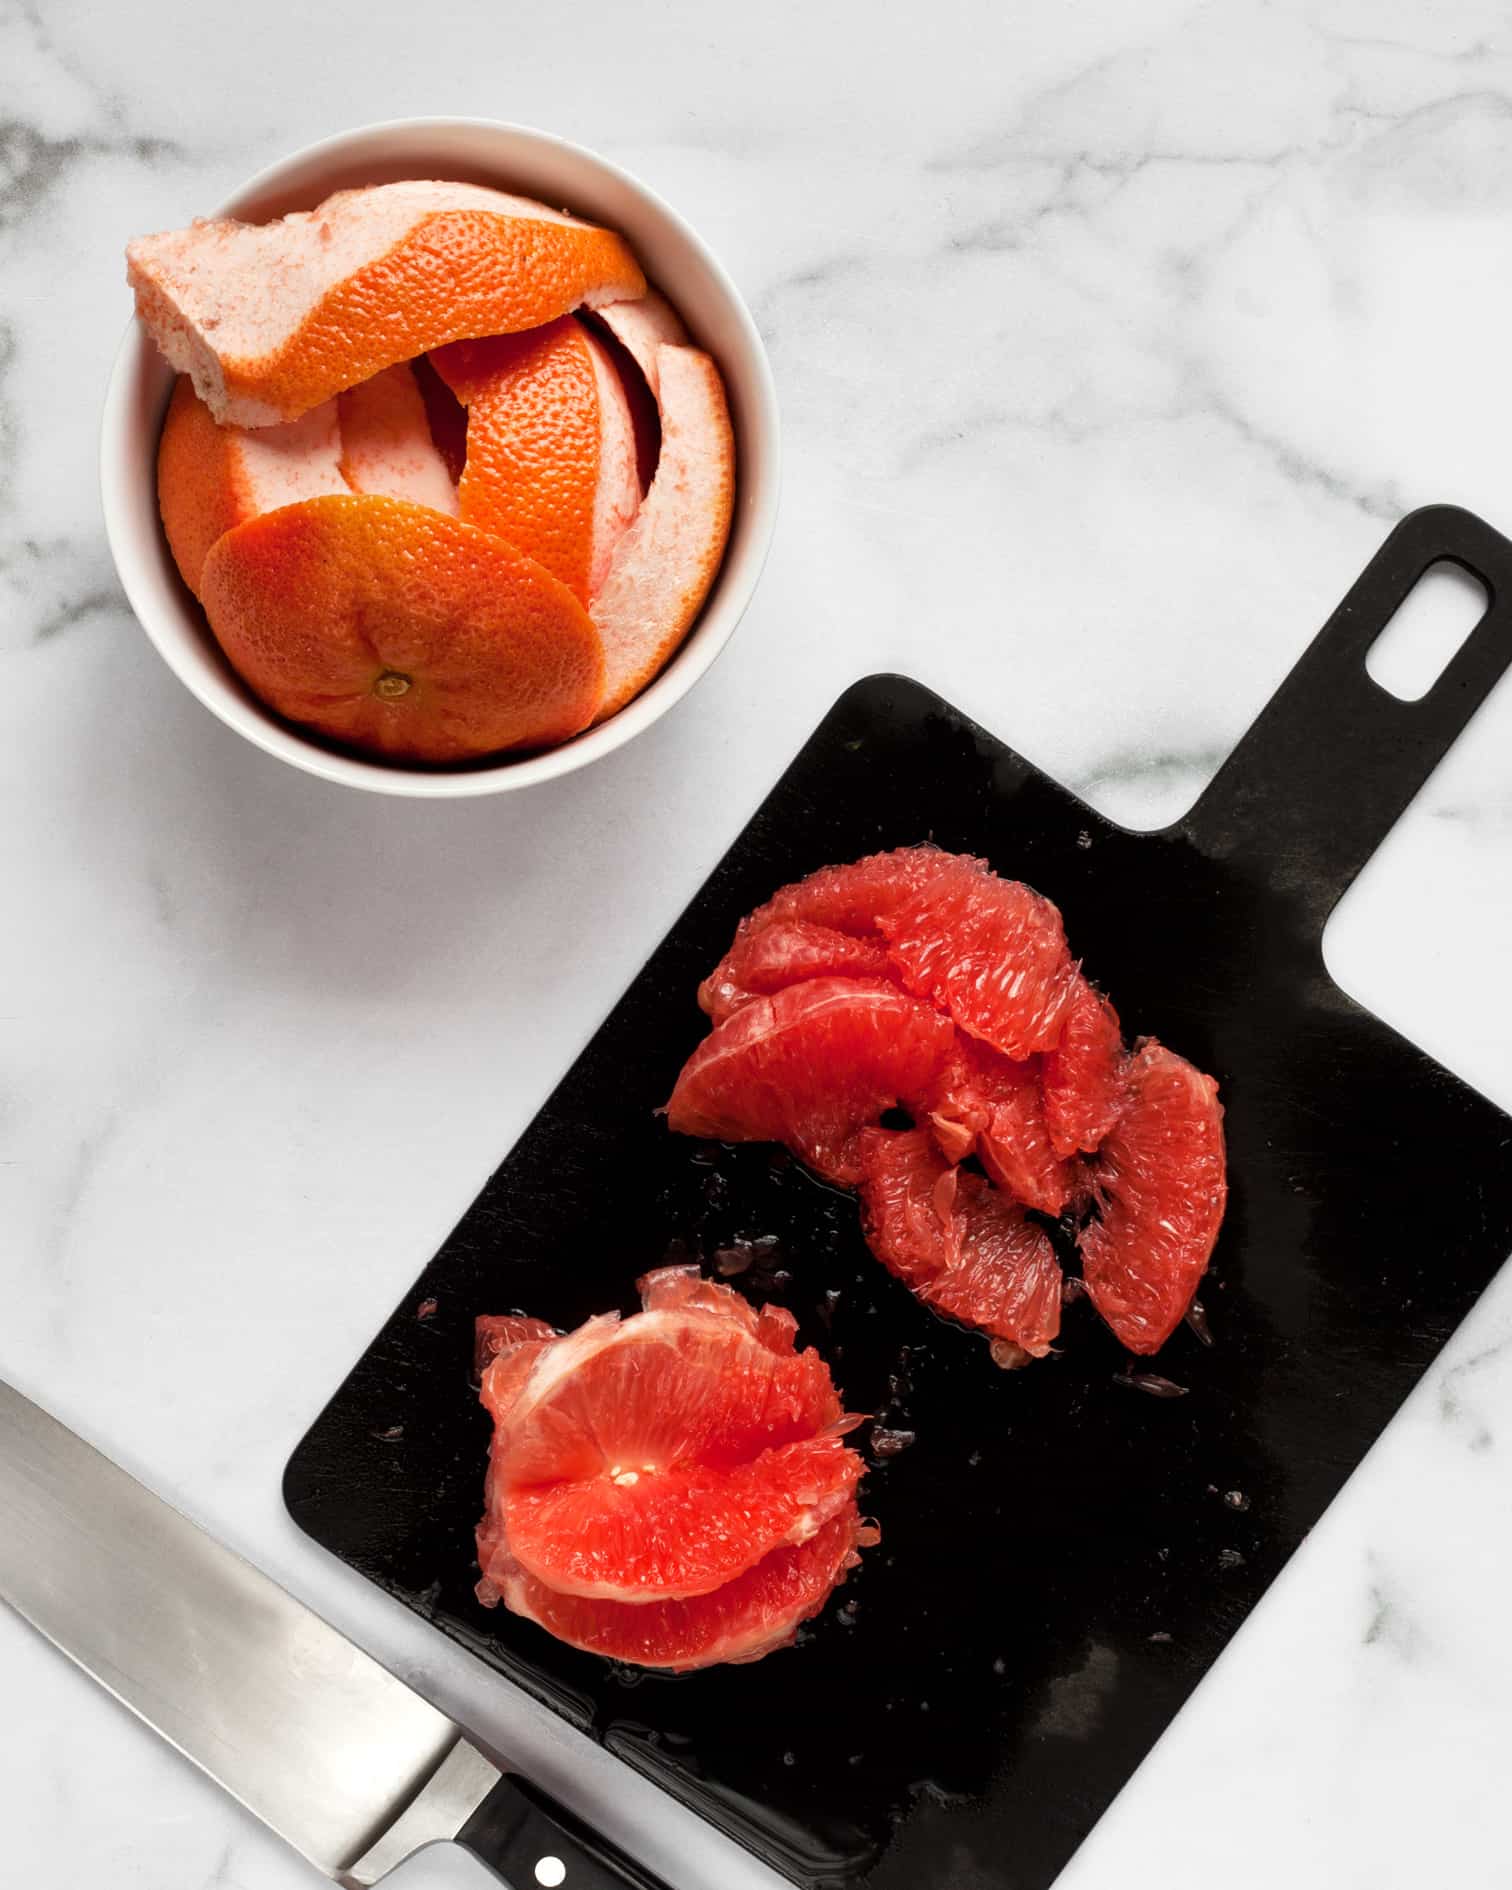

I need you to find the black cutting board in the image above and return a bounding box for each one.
[286,504,1512,1889]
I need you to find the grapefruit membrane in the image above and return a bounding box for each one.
[857,1127,1063,1359]
[924,1036,1076,1215]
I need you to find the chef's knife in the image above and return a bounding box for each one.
[0,1377,673,1890]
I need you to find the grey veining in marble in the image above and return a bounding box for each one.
[4,1,1512,1887]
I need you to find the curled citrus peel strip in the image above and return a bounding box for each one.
[156,376,346,596]
[128,180,646,426]
[588,341,735,721]
[138,180,738,755]
[431,318,639,605]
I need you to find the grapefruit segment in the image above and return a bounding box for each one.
[489,1507,866,1672]
[857,1127,1063,1357]
[666,977,956,1185]
[732,847,984,945]
[337,362,459,515]
[155,374,345,595]
[199,493,604,762]
[1079,1040,1227,1355]
[1042,978,1129,1157]
[880,871,1080,1060]
[672,850,1226,1370]
[589,344,735,721]
[127,180,646,426]
[697,848,988,1020]
[504,1431,862,1602]
[431,317,639,605]
[698,920,897,1022]
[924,1038,1077,1215]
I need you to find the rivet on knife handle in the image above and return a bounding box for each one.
[457,1769,676,1890]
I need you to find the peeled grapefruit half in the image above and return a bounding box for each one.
[474,1268,868,1668]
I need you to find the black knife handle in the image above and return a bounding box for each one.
[458,1770,675,1890]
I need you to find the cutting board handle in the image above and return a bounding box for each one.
[1182,503,1512,933]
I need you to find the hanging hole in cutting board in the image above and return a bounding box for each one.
[1323,602,1512,1112]
[1365,559,1488,701]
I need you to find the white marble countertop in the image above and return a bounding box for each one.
[6,1,1512,1885]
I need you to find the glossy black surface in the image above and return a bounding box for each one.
[287,506,1512,1889]
[459,1772,674,1890]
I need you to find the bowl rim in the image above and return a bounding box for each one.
[99,114,781,798]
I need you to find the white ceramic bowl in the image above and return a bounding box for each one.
[100,119,780,797]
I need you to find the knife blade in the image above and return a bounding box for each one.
[0,1377,673,1890]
